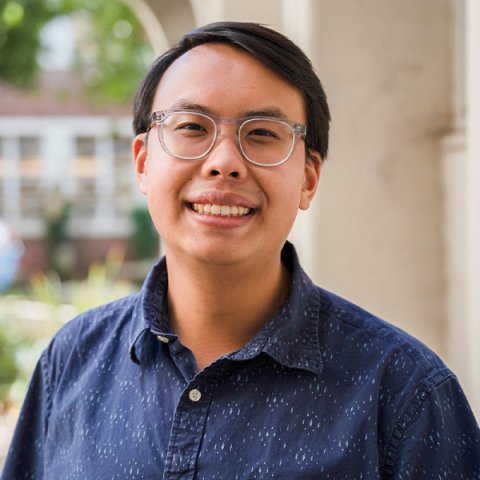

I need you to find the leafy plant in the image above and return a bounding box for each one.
[0,301,53,409]
[0,321,21,408]
[70,0,153,104]
[0,248,135,407]
[0,0,153,102]
[0,0,58,88]
[29,245,134,313]
[130,207,159,260]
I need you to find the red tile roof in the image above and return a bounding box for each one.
[0,70,132,116]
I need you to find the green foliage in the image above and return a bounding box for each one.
[29,246,134,313]
[0,321,21,406]
[0,0,153,102]
[0,249,135,407]
[71,0,153,104]
[44,199,72,278]
[66,247,134,311]
[0,302,50,408]
[0,0,58,87]
[130,207,159,260]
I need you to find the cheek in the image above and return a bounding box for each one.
[142,166,174,228]
[266,169,305,225]
[276,167,305,204]
[142,160,194,228]
[144,193,167,237]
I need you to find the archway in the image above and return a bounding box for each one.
[122,0,197,53]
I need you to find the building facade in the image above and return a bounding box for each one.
[0,72,140,275]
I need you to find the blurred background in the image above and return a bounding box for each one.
[0,0,479,463]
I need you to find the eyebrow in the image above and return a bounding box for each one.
[164,99,290,120]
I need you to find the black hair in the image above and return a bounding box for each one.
[133,21,331,159]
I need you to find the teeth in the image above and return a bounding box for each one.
[191,203,251,217]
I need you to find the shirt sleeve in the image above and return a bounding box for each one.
[1,351,52,480]
[385,375,480,479]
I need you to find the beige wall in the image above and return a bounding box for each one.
[304,1,451,358]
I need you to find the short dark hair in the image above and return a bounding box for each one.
[133,21,331,159]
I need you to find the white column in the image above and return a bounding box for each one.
[442,0,480,419]
[95,137,116,226]
[442,0,468,385]
[122,0,168,53]
[441,131,468,376]
[281,0,318,269]
[43,124,73,191]
[281,0,313,50]
[189,0,222,24]
[2,138,21,228]
[464,0,480,416]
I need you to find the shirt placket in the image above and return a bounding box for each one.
[162,381,212,480]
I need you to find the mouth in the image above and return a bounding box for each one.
[188,203,255,217]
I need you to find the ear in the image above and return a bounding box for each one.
[133,133,148,195]
[299,150,322,210]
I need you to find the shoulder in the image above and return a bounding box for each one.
[43,293,140,371]
[314,286,450,383]
[54,293,139,339]
[313,288,456,431]
[311,287,479,470]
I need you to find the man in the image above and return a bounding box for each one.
[2,22,479,479]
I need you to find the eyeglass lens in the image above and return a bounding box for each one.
[158,112,296,165]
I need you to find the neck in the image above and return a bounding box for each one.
[165,250,290,370]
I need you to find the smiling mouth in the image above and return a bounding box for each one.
[189,203,254,217]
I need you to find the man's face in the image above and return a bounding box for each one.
[134,43,321,267]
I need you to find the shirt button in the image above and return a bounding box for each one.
[189,389,202,402]
[156,335,169,344]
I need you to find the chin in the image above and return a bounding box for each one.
[190,247,247,267]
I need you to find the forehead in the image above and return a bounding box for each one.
[152,43,306,121]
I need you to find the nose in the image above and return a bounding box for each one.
[200,131,248,179]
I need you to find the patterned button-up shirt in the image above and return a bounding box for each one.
[2,243,480,479]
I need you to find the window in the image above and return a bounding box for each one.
[114,137,134,216]
[72,136,97,218]
[19,137,42,218]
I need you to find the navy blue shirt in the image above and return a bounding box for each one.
[2,243,480,479]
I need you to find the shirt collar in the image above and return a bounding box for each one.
[129,242,323,376]
[129,256,170,364]
[228,242,323,375]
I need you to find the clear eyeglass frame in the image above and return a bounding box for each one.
[149,110,307,167]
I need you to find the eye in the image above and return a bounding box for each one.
[247,128,279,139]
[241,119,287,143]
[175,122,207,132]
[163,112,214,137]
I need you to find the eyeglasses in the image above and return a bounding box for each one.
[150,110,307,167]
